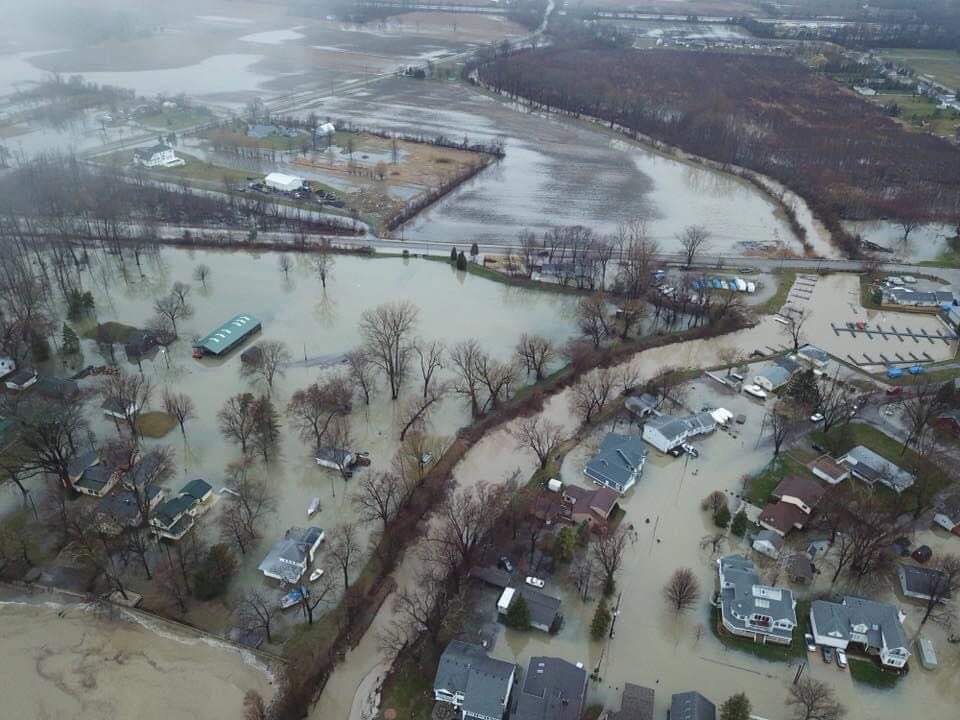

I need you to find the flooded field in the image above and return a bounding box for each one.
[0,597,274,719]
[306,78,812,255]
[844,220,956,263]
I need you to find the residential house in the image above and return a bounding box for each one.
[933,492,960,536]
[898,564,952,603]
[133,143,182,168]
[840,445,915,493]
[34,376,79,401]
[584,433,646,495]
[796,345,830,369]
[497,586,562,633]
[151,479,214,541]
[101,397,142,420]
[4,368,37,391]
[69,450,126,498]
[881,287,954,308]
[257,526,325,583]
[809,455,850,485]
[751,530,784,559]
[642,415,690,453]
[931,409,960,437]
[670,692,716,720]
[786,553,815,584]
[432,640,516,720]
[752,359,796,392]
[601,683,654,720]
[759,475,824,537]
[625,393,658,419]
[315,447,353,471]
[95,485,165,534]
[563,485,619,528]
[512,656,587,720]
[316,121,336,137]
[124,329,160,359]
[717,555,797,645]
[810,596,910,668]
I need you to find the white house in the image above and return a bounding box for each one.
[752,530,784,559]
[717,555,797,645]
[133,143,182,168]
[264,172,305,193]
[810,597,910,668]
[257,526,325,583]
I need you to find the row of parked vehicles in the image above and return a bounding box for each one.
[805,633,848,668]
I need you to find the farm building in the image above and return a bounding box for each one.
[192,314,261,357]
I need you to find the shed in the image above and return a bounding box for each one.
[264,172,304,192]
[917,637,938,669]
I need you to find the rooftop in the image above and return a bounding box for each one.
[258,526,324,582]
[584,433,645,494]
[194,314,260,355]
[811,596,907,652]
[433,641,515,720]
[670,692,716,720]
[759,501,807,535]
[772,475,825,508]
[841,445,915,493]
[516,585,562,630]
[514,656,587,720]
[134,143,171,157]
[718,555,796,641]
[898,564,951,600]
[607,683,654,720]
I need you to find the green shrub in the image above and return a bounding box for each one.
[591,600,611,640]
[730,509,748,537]
[504,595,530,630]
[713,504,731,529]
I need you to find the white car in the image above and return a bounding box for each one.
[902,275,917,284]
[743,384,767,399]
[835,648,848,669]
[525,576,545,589]
[810,412,824,423]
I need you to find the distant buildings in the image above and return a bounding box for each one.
[133,143,183,168]
[880,287,954,308]
[432,640,515,720]
[717,555,797,645]
[810,596,910,668]
[584,433,646,494]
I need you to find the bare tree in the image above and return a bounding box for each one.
[769,402,802,456]
[99,370,152,441]
[163,390,196,436]
[900,378,951,453]
[235,590,278,643]
[717,346,742,377]
[250,395,281,462]
[512,416,565,469]
[360,301,420,400]
[517,228,541,277]
[781,309,808,352]
[449,339,515,416]
[286,375,352,451]
[571,367,618,423]
[786,677,847,720]
[678,225,710,267]
[663,567,702,615]
[218,393,257,453]
[353,472,401,533]
[297,571,337,624]
[328,522,361,590]
[344,348,376,404]
[193,263,211,288]
[577,292,612,348]
[379,568,465,660]
[918,554,960,627]
[414,338,445,398]
[154,290,192,337]
[219,458,277,554]
[515,333,555,381]
[592,523,635,595]
[243,340,291,393]
[278,254,292,279]
[312,243,335,289]
[398,384,446,441]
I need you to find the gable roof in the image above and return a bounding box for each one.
[645,415,689,442]
[516,585,562,630]
[563,484,618,519]
[434,641,515,719]
[608,683,654,720]
[718,555,796,640]
[584,433,645,493]
[759,501,807,534]
[841,445,915,492]
[772,475,825,509]
[898,564,951,600]
[752,530,784,550]
[181,478,213,501]
[811,596,908,652]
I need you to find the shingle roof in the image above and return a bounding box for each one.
[759,501,807,534]
[514,656,587,720]
[772,475,825,509]
[608,684,654,720]
[718,555,796,640]
[433,641,514,720]
[584,433,645,493]
[898,564,951,600]
[811,596,908,652]
[841,446,915,492]
[516,586,562,630]
[670,692,716,720]
[181,478,212,501]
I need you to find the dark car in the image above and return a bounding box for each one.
[886,386,903,397]
[821,645,834,664]
[498,556,514,573]
[912,545,933,564]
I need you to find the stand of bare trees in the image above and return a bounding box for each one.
[286,375,353,451]
[449,338,519,418]
[512,415,565,469]
[360,301,420,400]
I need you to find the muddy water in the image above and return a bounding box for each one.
[315,313,960,720]
[307,78,807,255]
[844,220,956,263]
[0,599,274,719]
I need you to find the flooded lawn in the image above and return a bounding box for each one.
[0,597,274,719]
[308,78,813,255]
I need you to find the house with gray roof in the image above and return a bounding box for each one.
[839,445,915,493]
[151,478,215,540]
[810,596,910,668]
[433,640,515,720]
[881,287,954,307]
[498,586,562,633]
[642,415,690,453]
[797,344,830,368]
[751,530,784,559]
[625,393,658,418]
[670,692,715,720]
[717,555,797,645]
[257,526,325,583]
[95,484,166,534]
[584,433,646,494]
[898,564,952,603]
[752,361,794,392]
[602,683,654,720]
[512,656,587,720]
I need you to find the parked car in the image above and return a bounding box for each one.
[743,384,767,399]
[498,556,514,573]
[835,649,848,669]
[805,633,817,652]
[913,545,933,564]
[525,576,545,589]
[681,443,699,458]
[810,412,824,423]
[821,645,835,664]
[902,275,917,284]
[668,446,684,457]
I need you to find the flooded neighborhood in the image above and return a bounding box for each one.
[2,1,960,720]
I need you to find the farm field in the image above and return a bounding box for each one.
[879,48,960,90]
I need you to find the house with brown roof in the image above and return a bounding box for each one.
[531,482,619,531]
[771,476,825,515]
[759,502,807,537]
[809,455,849,485]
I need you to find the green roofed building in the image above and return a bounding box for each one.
[192,314,261,358]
